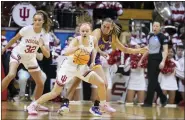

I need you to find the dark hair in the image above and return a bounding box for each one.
[33,10,52,33]
[102,18,121,36]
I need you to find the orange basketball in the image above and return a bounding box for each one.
[73,49,90,65]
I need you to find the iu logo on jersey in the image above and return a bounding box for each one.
[12,3,36,27]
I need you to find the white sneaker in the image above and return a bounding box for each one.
[27,102,38,115]
[36,104,49,112]
[100,103,116,113]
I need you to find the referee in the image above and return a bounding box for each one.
[139,21,168,107]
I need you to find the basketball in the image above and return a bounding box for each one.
[73,49,90,65]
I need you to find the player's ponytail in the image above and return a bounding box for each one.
[34,10,52,33]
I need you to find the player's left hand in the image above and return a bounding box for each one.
[39,38,45,47]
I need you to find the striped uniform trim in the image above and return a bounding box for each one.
[10,54,20,63]
[28,66,38,70]
[83,70,92,77]
[56,79,64,87]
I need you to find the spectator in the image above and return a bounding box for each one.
[158,46,178,104]
[170,2,185,24]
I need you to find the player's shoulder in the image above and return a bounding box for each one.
[92,28,101,36]
[22,25,33,30]
[89,35,96,40]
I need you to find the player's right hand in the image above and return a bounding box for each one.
[78,45,89,54]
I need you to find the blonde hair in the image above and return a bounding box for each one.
[76,12,92,30]
[102,18,121,36]
[33,10,52,33]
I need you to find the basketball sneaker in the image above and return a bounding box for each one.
[27,102,38,115]
[36,104,49,111]
[57,98,70,115]
[57,102,70,115]
[100,103,116,113]
[89,106,102,116]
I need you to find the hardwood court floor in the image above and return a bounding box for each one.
[1,101,184,120]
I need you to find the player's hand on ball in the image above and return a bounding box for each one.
[79,45,89,54]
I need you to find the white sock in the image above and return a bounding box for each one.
[100,100,106,106]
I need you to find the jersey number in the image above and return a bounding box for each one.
[25,45,37,53]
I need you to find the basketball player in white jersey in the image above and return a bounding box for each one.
[2,10,52,111]
[27,23,116,116]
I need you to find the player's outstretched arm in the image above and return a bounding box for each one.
[112,34,148,54]
[2,33,21,55]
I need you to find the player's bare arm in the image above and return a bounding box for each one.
[39,38,50,58]
[112,34,148,54]
[92,28,108,57]
[64,38,79,56]
[90,37,98,68]
[2,33,21,54]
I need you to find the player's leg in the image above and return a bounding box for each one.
[29,70,44,100]
[27,83,64,115]
[82,71,116,115]
[103,67,112,102]
[92,65,107,88]
[66,77,81,100]
[89,65,107,101]
[32,70,47,97]
[72,82,82,101]
[17,69,30,98]
[2,58,19,91]
[90,85,99,101]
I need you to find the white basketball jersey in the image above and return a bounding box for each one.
[62,35,95,71]
[13,25,49,60]
[76,35,94,53]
